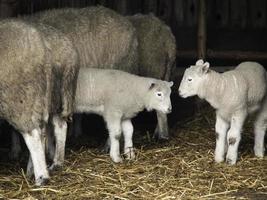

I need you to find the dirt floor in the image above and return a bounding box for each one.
[0,106,266,199]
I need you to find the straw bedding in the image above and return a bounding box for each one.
[0,109,266,199]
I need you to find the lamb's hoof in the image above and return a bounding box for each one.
[254,149,265,158]
[111,156,123,163]
[153,132,169,142]
[214,156,224,163]
[226,158,236,165]
[35,176,50,186]
[125,149,135,160]
[49,163,63,172]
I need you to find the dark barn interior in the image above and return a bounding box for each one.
[0,0,266,199]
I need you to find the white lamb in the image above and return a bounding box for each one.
[74,68,173,163]
[178,59,267,165]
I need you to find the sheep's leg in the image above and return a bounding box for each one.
[122,119,135,160]
[226,110,247,165]
[26,127,47,178]
[214,114,230,163]
[9,130,21,160]
[153,111,169,140]
[22,128,49,186]
[105,114,122,163]
[253,106,267,158]
[49,115,67,170]
[102,137,110,153]
[47,123,55,161]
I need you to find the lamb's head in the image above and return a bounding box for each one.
[145,80,173,114]
[178,59,210,98]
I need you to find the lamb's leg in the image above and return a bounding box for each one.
[122,119,135,160]
[9,130,21,160]
[214,113,229,163]
[153,111,169,140]
[254,107,267,158]
[49,115,67,170]
[105,114,122,163]
[22,128,49,186]
[226,110,247,165]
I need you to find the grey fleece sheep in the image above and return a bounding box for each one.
[127,13,176,140]
[3,18,79,183]
[75,68,173,163]
[0,19,50,186]
[24,20,79,174]
[178,59,267,165]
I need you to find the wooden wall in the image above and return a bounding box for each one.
[1,0,267,66]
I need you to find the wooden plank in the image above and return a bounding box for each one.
[143,0,157,14]
[197,0,207,59]
[157,0,173,24]
[214,0,229,27]
[176,49,267,60]
[173,0,185,27]
[185,0,198,26]
[230,0,247,28]
[249,0,266,28]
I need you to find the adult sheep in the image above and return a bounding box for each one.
[0,19,50,186]
[24,20,79,174]
[178,59,267,165]
[3,19,79,183]
[127,13,176,140]
[74,68,173,163]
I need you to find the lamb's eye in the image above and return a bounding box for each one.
[157,92,162,97]
[188,78,192,82]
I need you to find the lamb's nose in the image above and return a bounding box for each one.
[167,106,172,113]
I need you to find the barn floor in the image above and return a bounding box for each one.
[0,106,266,199]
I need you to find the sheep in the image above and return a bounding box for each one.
[178,59,267,165]
[74,68,173,163]
[25,21,79,175]
[0,19,51,185]
[0,18,79,183]
[127,13,176,140]
[30,7,176,140]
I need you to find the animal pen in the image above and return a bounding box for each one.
[0,0,266,199]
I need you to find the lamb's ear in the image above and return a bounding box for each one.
[149,82,156,90]
[168,81,174,87]
[196,59,204,66]
[199,62,210,74]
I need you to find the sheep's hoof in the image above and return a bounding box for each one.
[153,132,169,141]
[49,163,63,172]
[124,148,135,160]
[35,176,49,186]
[111,156,123,163]
[226,158,236,165]
[254,148,265,158]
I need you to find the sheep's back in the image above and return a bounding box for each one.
[31,6,138,74]
[128,14,176,80]
[235,62,267,106]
